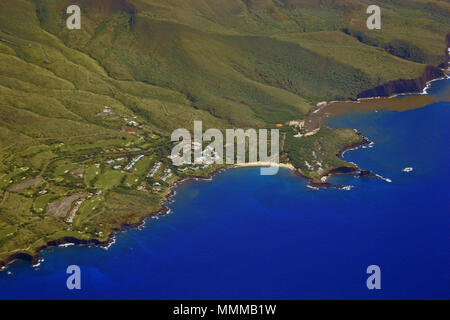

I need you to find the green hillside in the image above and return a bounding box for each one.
[0,0,448,266]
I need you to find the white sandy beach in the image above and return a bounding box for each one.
[233,162,295,170]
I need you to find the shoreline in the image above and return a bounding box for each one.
[305,68,449,131]
[2,61,447,272]
[298,134,371,188]
[356,65,446,99]
[0,166,230,271]
[233,162,295,170]
[0,158,340,270]
[0,132,377,270]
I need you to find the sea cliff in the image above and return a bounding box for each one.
[357,65,445,99]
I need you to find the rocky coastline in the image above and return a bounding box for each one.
[2,38,448,270]
[357,65,445,99]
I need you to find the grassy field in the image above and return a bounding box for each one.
[0,0,448,265]
[94,171,125,190]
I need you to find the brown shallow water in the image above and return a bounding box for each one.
[305,79,450,131]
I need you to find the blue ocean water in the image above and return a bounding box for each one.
[0,79,449,300]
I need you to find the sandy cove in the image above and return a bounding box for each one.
[233,162,295,170]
